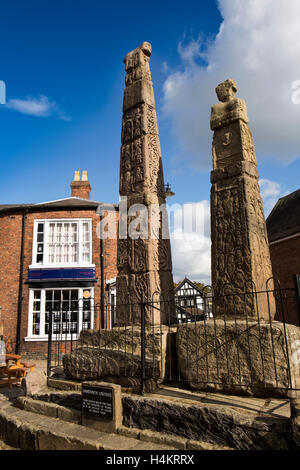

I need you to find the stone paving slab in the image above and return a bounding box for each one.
[152,385,291,418]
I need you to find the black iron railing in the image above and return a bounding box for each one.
[46,278,300,397]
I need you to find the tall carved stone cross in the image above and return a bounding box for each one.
[210,79,275,319]
[116,42,174,325]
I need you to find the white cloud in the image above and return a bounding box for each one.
[162,61,169,73]
[169,201,211,284]
[6,94,70,120]
[169,182,291,283]
[171,232,211,284]
[259,179,281,200]
[163,0,300,170]
[259,178,291,216]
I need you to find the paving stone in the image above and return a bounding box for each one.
[56,406,81,424]
[131,441,176,450]
[37,428,99,451]
[186,439,233,450]
[140,429,187,449]
[98,433,146,450]
[117,426,141,439]
[25,398,58,418]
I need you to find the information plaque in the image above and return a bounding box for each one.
[82,383,113,421]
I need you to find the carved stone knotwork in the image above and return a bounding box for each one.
[117,42,174,325]
[210,79,275,319]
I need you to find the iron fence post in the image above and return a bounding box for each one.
[47,307,53,377]
[140,296,146,396]
[293,274,300,326]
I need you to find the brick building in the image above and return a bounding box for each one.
[266,189,300,326]
[0,171,118,356]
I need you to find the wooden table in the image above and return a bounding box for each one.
[0,354,35,388]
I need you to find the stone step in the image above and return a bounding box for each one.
[0,400,177,450]
[12,396,233,450]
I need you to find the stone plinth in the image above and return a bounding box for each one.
[63,327,171,382]
[210,79,275,319]
[117,42,174,325]
[177,320,300,398]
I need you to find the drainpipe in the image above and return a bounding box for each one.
[100,237,105,329]
[98,206,105,330]
[16,211,27,354]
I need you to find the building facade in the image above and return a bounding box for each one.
[0,172,118,356]
[266,189,300,326]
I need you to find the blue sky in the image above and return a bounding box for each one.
[1,0,300,282]
[0,0,221,205]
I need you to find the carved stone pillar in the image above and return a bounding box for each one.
[210,79,275,319]
[116,42,174,325]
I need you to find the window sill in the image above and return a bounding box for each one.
[24,335,80,342]
[29,264,95,269]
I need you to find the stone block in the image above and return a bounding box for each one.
[177,320,300,398]
[47,377,81,391]
[291,398,300,418]
[123,79,155,112]
[63,326,172,383]
[21,369,47,396]
[291,415,300,449]
[122,394,289,450]
[13,396,27,410]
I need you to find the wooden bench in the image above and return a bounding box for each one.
[20,361,35,373]
[0,354,35,388]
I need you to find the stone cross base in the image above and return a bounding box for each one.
[177,319,300,398]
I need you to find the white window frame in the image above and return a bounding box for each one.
[106,278,116,328]
[30,218,94,268]
[25,287,94,341]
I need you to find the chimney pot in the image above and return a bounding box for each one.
[74,171,80,181]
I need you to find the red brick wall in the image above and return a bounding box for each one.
[269,235,300,326]
[0,213,23,353]
[70,181,91,200]
[0,207,118,356]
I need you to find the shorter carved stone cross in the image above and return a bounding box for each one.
[210,79,275,319]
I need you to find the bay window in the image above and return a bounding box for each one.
[26,288,94,340]
[32,219,92,266]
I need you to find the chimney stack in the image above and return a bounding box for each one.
[70,171,91,200]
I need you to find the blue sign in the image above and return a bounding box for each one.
[28,267,96,282]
